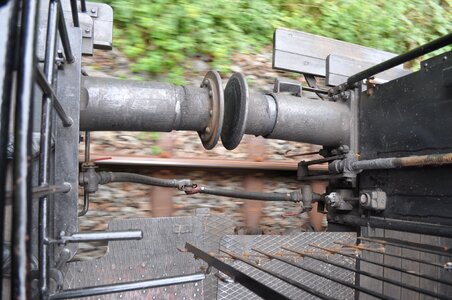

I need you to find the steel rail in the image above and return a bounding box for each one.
[49,273,205,299]
[309,244,452,287]
[282,246,450,299]
[88,154,329,173]
[253,248,394,300]
[185,243,291,300]
[358,236,452,258]
[334,241,446,269]
[222,249,336,300]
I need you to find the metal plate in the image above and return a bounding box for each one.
[272,28,400,77]
[221,72,249,150]
[217,232,356,300]
[358,53,452,226]
[63,212,234,299]
[326,54,411,86]
[53,26,82,263]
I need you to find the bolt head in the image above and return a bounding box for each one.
[360,193,369,205]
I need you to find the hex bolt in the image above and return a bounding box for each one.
[360,193,369,206]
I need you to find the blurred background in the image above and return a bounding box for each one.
[78,0,451,257]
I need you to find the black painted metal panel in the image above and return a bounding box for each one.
[359,51,452,226]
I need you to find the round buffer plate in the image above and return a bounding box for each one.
[198,70,224,150]
[221,72,249,150]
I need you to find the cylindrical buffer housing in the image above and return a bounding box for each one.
[80,72,224,149]
[81,77,210,132]
[221,72,350,149]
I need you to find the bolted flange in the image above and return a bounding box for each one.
[199,70,224,150]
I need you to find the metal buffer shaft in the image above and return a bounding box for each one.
[80,71,224,149]
[221,73,350,150]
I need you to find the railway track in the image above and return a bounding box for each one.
[79,153,328,233]
[84,153,327,173]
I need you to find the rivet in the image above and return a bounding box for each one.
[209,110,213,116]
[85,28,90,33]
[91,8,96,13]
[205,127,211,134]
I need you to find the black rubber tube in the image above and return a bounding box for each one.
[97,172,302,202]
[198,186,300,202]
[100,172,192,189]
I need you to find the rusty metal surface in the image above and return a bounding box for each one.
[87,154,329,172]
[63,211,234,299]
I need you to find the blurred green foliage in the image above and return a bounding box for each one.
[105,0,451,83]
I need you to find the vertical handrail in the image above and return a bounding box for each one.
[38,0,59,298]
[0,0,21,297]
[11,0,40,299]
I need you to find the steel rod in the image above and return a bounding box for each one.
[80,0,87,12]
[0,0,21,296]
[58,230,143,243]
[11,0,40,298]
[302,85,329,95]
[48,273,205,299]
[222,249,336,300]
[346,33,452,86]
[253,248,393,300]
[335,214,452,238]
[185,243,291,300]
[69,0,79,27]
[282,246,450,299]
[334,241,446,268]
[352,152,452,170]
[6,183,71,201]
[358,236,452,258]
[309,244,452,287]
[36,66,73,126]
[56,2,74,63]
[39,1,59,297]
[79,131,90,216]
[32,184,71,198]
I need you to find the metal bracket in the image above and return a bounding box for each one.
[273,77,301,96]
